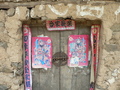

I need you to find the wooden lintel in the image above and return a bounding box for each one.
[0,2,41,9]
[0,1,119,9]
[0,1,76,9]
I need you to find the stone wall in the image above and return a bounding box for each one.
[0,2,120,90]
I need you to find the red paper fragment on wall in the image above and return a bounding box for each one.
[32,37,52,68]
[91,25,100,77]
[46,20,75,31]
[68,35,89,67]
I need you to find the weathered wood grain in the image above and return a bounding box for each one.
[39,26,60,90]
[31,27,40,90]
[31,26,60,90]
[29,21,92,90]
[60,26,79,90]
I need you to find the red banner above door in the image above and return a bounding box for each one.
[46,20,75,31]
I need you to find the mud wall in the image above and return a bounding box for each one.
[0,2,120,90]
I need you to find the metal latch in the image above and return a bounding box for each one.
[52,52,68,66]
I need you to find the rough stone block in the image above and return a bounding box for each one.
[111,23,120,32]
[116,86,120,90]
[30,5,46,18]
[46,4,71,19]
[5,17,22,29]
[11,84,19,90]
[11,62,22,69]
[0,47,7,60]
[14,7,29,20]
[104,28,113,43]
[0,67,12,73]
[0,10,6,22]
[19,84,24,90]
[0,41,7,49]
[0,32,9,42]
[7,8,15,17]
[102,49,109,59]
[41,16,48,21]
[105,44,120,52]
[0,73,23,89]
[112,32,120,40]
[8,29,22,39]
[0,58,13,72]
[0,84,9,90]
[7,50,22,62]
[108,77,115,84]
[0,22,4,27]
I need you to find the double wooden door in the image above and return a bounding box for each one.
[31,24,91,90]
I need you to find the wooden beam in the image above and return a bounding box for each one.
[0,1,118,9]
[0,2,41,9]
[0,1,77,9]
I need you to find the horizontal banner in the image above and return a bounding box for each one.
[46,20,75,31]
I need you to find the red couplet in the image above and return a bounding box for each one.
[23,25,32,90]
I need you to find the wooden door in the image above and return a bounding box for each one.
[30,23,91,90]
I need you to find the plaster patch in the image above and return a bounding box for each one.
[115,6,120,21]
[48,4,72,16]
[76,5,104,18]
[16,7,20,16]
[39,5,45,11]
[107,77,115,84]
[68,4,73,7]
[112,69,119,77]
[26,10,29,19]
[115,6,120,15]
[30,9,35,18]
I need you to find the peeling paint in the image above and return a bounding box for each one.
[48,4,104,17]
[30,9,35,18]
[115,6,120,15]
[115,6,120,21]
[48,4,72,16]
[107,77,115,84]
[76,5,104,18]
[39,5,45,11]
[16,7,20,16]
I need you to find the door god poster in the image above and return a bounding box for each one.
[32,37,52,68]
[68,35,89,67]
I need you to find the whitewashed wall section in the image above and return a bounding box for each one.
[115,6,120,20]
[31,4,105,19]
[76,5,104,18]
[30,4,120,20]
[48,4,73,16]
[115,6,120,16]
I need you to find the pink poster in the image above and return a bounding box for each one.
[32,37,52,68]
[68,35,89,67]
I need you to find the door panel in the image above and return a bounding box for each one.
[39,27,60,90]
[60,25,91,90]
[60,27,79,90]
[30,24,91,90]
[31,26,60,90]
[31,27,40,90]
